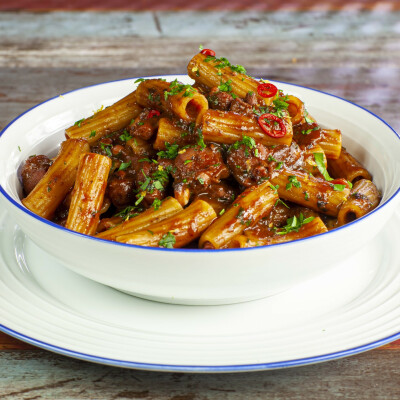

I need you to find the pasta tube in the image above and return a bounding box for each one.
[301,143,327,177]
[126,137,154,156]
[270,170,350,217]
[153,118,187,150]
[294,127,341,160]
[65,153,111,235]
[337,179,380,225]
[22,139,90,219]
[96,197,183,241]
[328,146,372,183]
[199,181,278,249]
[135,79,208,122]
[116,199,216,248]
[230,217,328,247]
[286,95,305,125]
[187,53,275,105]
[199,110,293,147]
[65,91,142,144]
[318,129,342,160]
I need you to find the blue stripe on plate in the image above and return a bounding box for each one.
[1,323,399,372]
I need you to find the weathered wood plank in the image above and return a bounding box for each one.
[1,66,398,134]
[1,36,399,69]
[2,0,400,12]
[1,10,400,39]
[0,349,399,399]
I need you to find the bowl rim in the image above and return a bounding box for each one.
[1,75,399,253]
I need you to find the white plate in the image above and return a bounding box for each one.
[0,206,400,372]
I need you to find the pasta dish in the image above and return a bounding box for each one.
[19,49,381,249]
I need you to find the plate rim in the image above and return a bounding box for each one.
[1,322,399,372]
[0,75,399,255]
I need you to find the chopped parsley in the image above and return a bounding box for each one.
[304,191,310,201]
[184,159,193,165]
[157,142,179,159]
[275,198,290,209]
[253,95,289,119]
[313,153,332,181]
[134,78,146,83]
[332,183,346,191]
[158,232,176,248]
[115,206,141,220]
[74,118,84,127]
[204,55,247,75]
[118,161,131,171]
[276,213,315,235]
[119,130,132,142]
[218,79,236,98]
[89,130,96,138]
[304,110,314,124]
[219,208,225,216]
[301,126,319,135]
[164,79,195,100]
[286,175,301,190]
[231,135,256,156]
[152,198,162,210]
[197,128,206,149]
[198,177,205,184]
[269,184,279,193]
[100,142,112,158]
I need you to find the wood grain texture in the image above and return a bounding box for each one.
[0,8,399,398]
[0,350,399,399]
[1,0,400,11]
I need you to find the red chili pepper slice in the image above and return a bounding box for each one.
[330,178,351,189]
[147,110,161,119]
[257,83,278,98]
[200,49,215,57]
[258,113,286,138]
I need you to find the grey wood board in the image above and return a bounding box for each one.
[0,350,399,399]
[1,66,398,134]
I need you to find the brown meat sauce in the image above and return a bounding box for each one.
[21,79,352,245]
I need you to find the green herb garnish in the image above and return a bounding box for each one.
[119,130,132,142]
[157,142,180,159]
[74,118,84,127]
[158,232,176,249]
[313,153,332,181]
[164,79,195,100]
[286,175,301,190]
[118,161,131,171]
[276,213,315,235]
[152,198,162,210]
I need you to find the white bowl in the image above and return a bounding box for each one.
[1,76,400,305]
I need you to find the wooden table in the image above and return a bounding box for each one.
[1,5,400,399]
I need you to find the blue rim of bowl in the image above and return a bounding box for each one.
[0,76,400,371]
[0,75,399,254]
[1,322,399,372]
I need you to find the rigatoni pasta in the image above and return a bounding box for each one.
[66,91,142,144]
[22,139,90,219]
[65,153,111,235]
[19,48,381,250]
